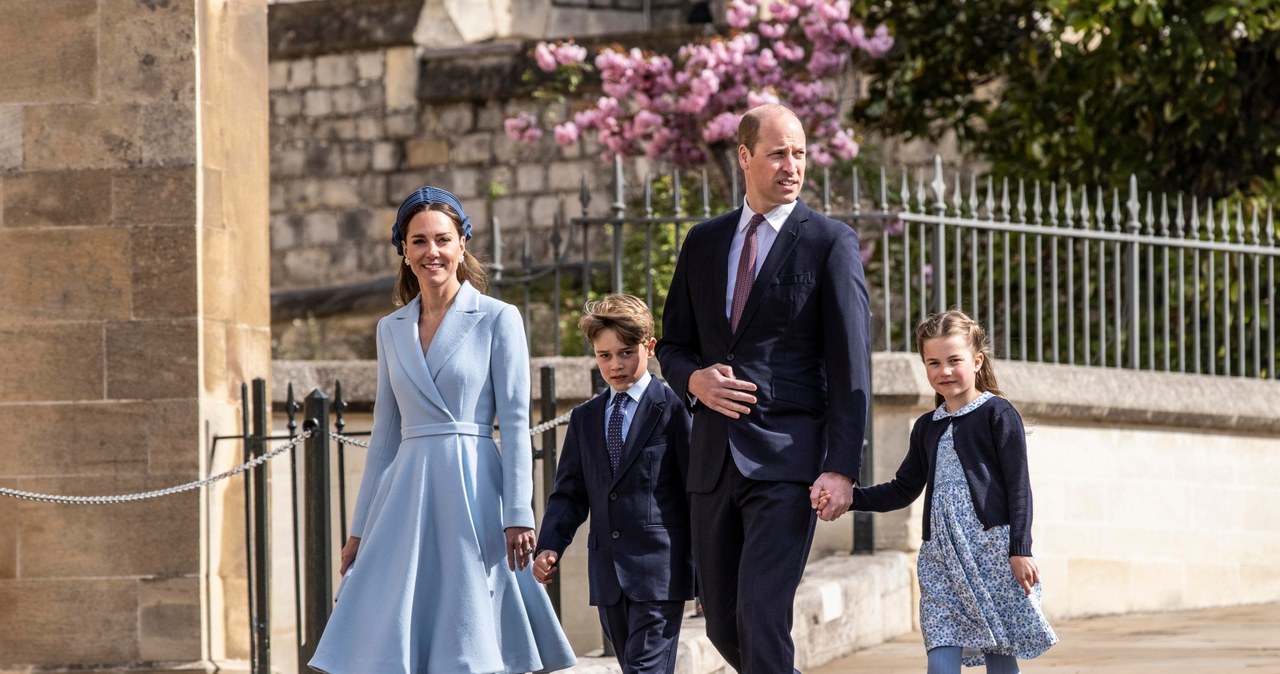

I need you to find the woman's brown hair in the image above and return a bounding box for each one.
[915,309,1004,407]
[392,202,488,306]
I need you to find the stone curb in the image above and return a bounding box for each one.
[565,551,915,674]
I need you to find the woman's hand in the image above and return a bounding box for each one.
[1010,555,1039,595]
[339,536,361,575]
[532,550,559,584]
[505,527,536,571]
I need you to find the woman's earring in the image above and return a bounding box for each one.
[404,257,410,266]
[460,251,465,260]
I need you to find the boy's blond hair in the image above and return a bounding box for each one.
[578,294,655,347]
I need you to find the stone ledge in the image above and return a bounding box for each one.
[565,551,915,674]
[273,353,1280,432]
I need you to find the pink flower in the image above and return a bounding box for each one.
[830,127,860,161]
[633,109,665,136]
[758,22,787,39]
[818,0,850,23]
[773,40,806,61]
[867,25,894,57]
[703,111,742,143]
[504,111,543,144]
[555,42,588,66]
[726,0,755,28]
[554,122,579,146]
[768,1,800,22]
[807,143,833,168]
[534,43,557,73]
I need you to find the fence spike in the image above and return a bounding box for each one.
[701,168,712,218]
[952,170,963,216]
[1016,178,1027,223]
[1143,191,1153,235]
[1236,200,1246,243]
[644,175,653,218]
[1000,177,1011,222]
[730,163,740,206]
[1111,187,1123,232]
[1267,202,1275,245]
[1191,197,1202,240]
[1221,199,1231,241]
[930,155,947,213]
[579,174,591,216]
[823,166,832,215]
[878,165,888,212]
[612,154,626,219]
[1049,182,1059,227]
[1126,176,1141,233]
[968,174,979,220]
[1032,181,1042,225]
[916,170,928,214]
[899,169,911,214]
[1206,198,1216,242]
[852,168,863,216]
[984,176,995,221]
[1096,187,1106,231]
[1249,202,1261,244]
[672,169,683,216]
[1159,193,1170,237]
[1175,193,1186,237]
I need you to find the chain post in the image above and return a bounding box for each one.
[299,389,333,667]
[335,380,349,543]
[250,378,271,674]
[239,383,256,670]
[538,365,562,618]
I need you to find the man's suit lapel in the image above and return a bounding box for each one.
[708,209,742,344]
[729,201,807,347]
[580,393,609,482]
[612,383,663,487]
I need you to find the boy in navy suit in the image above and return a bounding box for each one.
[533,294,694,674]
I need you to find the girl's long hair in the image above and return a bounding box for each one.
[915,309,1004,408]
[393,202,488,306]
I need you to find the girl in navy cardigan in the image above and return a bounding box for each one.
[854,310,1056,673]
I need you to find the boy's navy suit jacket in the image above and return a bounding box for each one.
[535,379,694,606]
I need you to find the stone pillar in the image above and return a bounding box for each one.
[0,0,269,671]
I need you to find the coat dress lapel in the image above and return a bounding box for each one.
[611,382,664,488]
[424,281,486,377]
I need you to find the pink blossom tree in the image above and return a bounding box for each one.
[505,0,893,184]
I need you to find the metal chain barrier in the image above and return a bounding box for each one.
[0,411,576,505]
[0,431,313,505]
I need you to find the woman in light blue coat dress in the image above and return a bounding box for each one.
[309,187,576,674]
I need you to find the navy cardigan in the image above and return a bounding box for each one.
[853,395,1035,557]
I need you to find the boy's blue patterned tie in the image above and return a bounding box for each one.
[607,392,628,474]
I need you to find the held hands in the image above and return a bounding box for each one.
[809,472,853,521]
[339,536,361,575]
[688,364,757,419]
[1010,555,1040,595]
[532,550,559,585]
[505,527,536,571]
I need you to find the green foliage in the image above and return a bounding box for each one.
[851,0,1280,199]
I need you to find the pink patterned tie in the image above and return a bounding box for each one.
[730,213,765,332]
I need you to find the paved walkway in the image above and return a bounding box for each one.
[811,602,1280,673]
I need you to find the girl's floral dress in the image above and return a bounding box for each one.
[918,392,1058,666]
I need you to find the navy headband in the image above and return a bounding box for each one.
[391,186,473,256]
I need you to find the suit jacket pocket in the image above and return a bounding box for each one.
[773,272,814,286]
[772,376,824,413]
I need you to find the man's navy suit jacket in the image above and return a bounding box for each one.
[656,199,872,492]
[535,380,695,606]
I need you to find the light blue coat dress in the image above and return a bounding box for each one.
[309,282,576,674]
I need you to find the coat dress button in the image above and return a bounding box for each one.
[611,531,620,539]
[609,492,618,501]
[726,353,735,361]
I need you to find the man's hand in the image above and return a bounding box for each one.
[810,472,853,521]
[687,364,757,418]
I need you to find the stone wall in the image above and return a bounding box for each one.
[0,0,271,670]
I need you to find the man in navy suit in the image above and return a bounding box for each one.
[534,294,694,674]
[656,104,871,673]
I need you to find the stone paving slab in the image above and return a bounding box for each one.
[811,602,1280,673]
